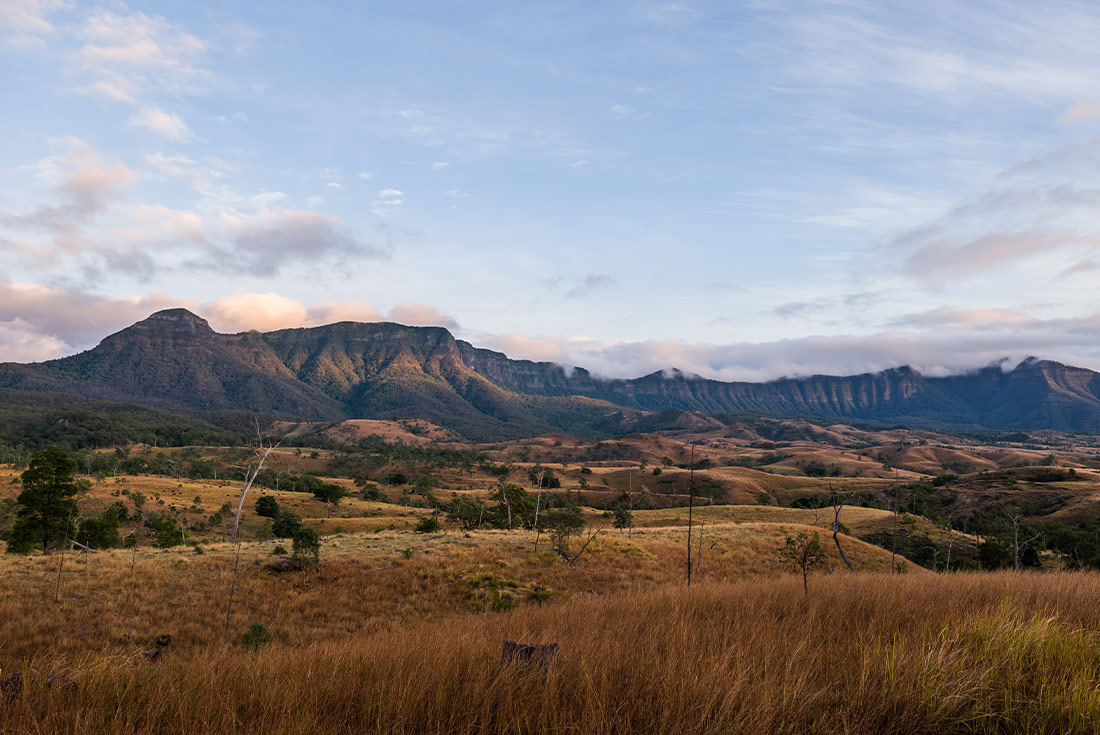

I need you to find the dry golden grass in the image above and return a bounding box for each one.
[4,573,1100,734]
[0,519,899,668]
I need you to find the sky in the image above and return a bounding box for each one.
[4,0,1100,381]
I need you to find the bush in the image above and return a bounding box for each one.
[255,496,280,518]
[153,514,184,548]
[271,509,303,538]
[313,483,348,505]
[241,622,272,651]
[292,527,320,566]
[76,512,120,549]
[272,545,287,555]
[415,516,442,533]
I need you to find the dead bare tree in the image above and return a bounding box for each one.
[687,442,696,587]
[559,529,600,565]
[1000,506,1043,572]
[533,471,545,551]
[891,469,900,574]
[230,423,281,545]
[223,541,243,644]
[498,479,513,530]
[830,488,855,571]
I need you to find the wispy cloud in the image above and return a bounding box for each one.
[566,274,617,298]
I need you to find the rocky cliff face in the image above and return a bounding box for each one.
[3,309,1100,438]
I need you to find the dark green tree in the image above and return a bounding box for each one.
[255,495,280,518]
[613,504,634,531]
[8,447,85,553]
[292,526,320,566]
[272,509,303,538]
[152,513,184,548]
[76,510,120,549]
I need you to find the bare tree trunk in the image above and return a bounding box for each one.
[224,542,243,644]
[500,480,512,530]
[533,472,544,550]
[891,471,899,574]
[831,491,855,571]
[230,425,281,544]
[687,442,695,587]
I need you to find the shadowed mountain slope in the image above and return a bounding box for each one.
[3,309,1100,438]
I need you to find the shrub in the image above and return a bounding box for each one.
[292,527,320,566]
[272,545,287,555]
[272,510,303,538]
[313,483,348,505]
[415,516,442,533]
[76,512,120,549]
[153,514,184,548]
[241,622,272,651]
[255,496,280,518]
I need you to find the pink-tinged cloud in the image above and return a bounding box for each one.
[0,279,189,361]
[199,292,453,332]
[1058,101,1100,124]
[199,291,309,332]
[388,302,458,329]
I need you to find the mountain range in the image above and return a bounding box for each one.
[3,308,1100,440]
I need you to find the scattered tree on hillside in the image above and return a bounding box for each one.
[999,506,1043,571]
[779,531,828,594]
[7,447,87,553]
[230,426,281,544]
[830,488,855,571]
[255,495,280,518]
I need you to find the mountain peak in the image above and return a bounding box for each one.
[125,308,215,336]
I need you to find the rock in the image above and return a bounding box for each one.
[0,672,21,696]
[154,634,172,647]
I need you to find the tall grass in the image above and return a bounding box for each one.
[4,573,1100,734]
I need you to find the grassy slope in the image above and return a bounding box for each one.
[3,574,1100,734]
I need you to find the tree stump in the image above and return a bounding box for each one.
[500,640,559,670]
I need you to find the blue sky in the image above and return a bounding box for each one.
[4,0,1100,380]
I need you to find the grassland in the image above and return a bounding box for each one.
[4,422,1100,733]
[4,573,1100,734]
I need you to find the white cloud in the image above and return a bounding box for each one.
[3,140,384,279]
[431,161,449,170]
[357,170,374,180]
[70,6,211,102]
[128,105,195,141]
[372,188,405,215]
[0,0,70,48]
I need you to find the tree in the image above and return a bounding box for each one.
[830,489,855,571]
[272,509,304,538]
[292,526,320,566]
[8,447,85,553]
[613,504,634,531]
[76,511,120,549]
[153,513,184,548]
[312,483,348,505]
[779,531,828,594]
[254,495,280,518]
